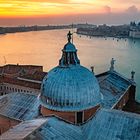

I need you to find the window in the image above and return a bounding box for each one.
[76,112,83,124]
[0,128,2,135]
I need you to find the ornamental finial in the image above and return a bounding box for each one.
[110,58,115,71]
[67,31,72,42]
[91,66,94,74]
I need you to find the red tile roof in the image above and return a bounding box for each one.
[0,76,41,89]
[0,64,46,89]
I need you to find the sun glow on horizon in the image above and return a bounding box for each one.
[0,0,133,17]
[0,0,140,18]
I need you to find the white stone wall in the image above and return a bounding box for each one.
[129,31,140,38]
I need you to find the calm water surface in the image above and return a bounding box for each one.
[0,29,140,102]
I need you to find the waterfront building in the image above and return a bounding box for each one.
[129,21,140,38]
[0,32,140,140]
[76,23,97,29]
[77,24,129,37]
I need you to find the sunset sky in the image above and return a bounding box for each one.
[0,0,140,25]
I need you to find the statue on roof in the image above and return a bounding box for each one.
[67,31,72,42]
[110,58,115,71]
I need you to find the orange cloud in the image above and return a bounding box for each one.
[0,0,94,17]
[103,5,111,14]
[0,0,140,18]
[125,5,138,13]
[0,0,70,3]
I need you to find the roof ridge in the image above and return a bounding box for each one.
[101,108,140,119]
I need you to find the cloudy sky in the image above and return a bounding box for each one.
[0,0,140,26]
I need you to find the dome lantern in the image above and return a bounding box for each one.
[59,31,80,67]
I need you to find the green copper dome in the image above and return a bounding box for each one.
[40,31,101,111]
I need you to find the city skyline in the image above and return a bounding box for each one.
[0,0,140,26]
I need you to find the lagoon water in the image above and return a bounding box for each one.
[0,29,140,102]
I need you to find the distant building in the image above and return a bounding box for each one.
[129,21,140,38]
[77,24,129,37]
[129,30,140,38]
[0,32,140,140]
[76,23,97,29]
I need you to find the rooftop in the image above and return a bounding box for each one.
[0,92,40,121]
[0,76,41,89]
[83,109,140,140]
[1,109,140,140]
[18,71,47,81]
[0,64,43,75]
[0,70,134,121]
[0,64,45,90]
[0,118,46,140]
[97,71,132,109]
